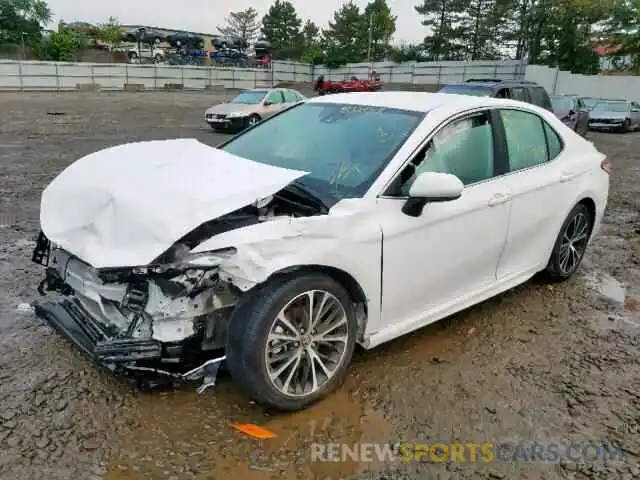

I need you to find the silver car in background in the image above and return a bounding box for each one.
[205,88,306,132]
[550,95,589,136]
[588,100,640,132]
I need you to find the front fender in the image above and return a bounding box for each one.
[191,199,384,335]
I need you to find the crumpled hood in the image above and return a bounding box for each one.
[40,138,306,268]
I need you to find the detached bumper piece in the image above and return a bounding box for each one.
[31,298,225,392]
[32,299,162,363]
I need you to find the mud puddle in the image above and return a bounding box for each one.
[583,270,640,332]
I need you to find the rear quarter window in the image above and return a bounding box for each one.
[543,122,563,160]
[529,87,552,110]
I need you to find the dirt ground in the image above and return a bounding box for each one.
[0,92,638,480]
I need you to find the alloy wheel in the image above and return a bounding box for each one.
[558,211,590,275]
[265,290,349,397]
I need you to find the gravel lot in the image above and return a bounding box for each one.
[0,92,638,480]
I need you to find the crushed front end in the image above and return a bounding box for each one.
[31,231,237,391]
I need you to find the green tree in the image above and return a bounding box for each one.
[363,0,397,61]
[0,0,52,44]
[41,22,86,61]
[414,0,469,60]
[459,0,509,59]
[299,20,324,64]
[218,7,261,49]
[97,16,123,49]
[261,0,303,59]
[606,0,640,73]
[323,2,368,66]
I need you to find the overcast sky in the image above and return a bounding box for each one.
[47,0,425,44]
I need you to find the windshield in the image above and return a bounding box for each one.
[594,101,629,112]
[583,98,599,109]
[220,102,424,201]
[439,84,493,97]
[231,91,267,104]
[551,97,572,111]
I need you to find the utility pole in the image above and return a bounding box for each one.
[367,13,374,75]
[21,32,27,60]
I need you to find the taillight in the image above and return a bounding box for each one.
[601,157,612,174]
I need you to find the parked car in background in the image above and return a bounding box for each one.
[204,88,306,132]
[438,79,553,111]
[33,92,610,411]
[588,100,640,132]
[550,95,589,136]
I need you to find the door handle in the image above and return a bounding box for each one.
[560,171,576,182]
[488,193,510,207]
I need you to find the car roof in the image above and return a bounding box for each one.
[306,91,542,113]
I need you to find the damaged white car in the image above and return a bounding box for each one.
[32,92,610,411]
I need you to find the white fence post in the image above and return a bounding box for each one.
[17,61,23,91]
[55,63,60,91]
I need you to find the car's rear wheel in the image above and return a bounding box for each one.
[544,203,593,282]
[226,274,357,411]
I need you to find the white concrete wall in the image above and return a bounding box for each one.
[0,59,523,91]
[315,59,525,85]
[526,64,640,102]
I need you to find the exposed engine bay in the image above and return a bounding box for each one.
[31,190,322,390]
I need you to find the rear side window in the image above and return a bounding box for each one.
[529,87,552,110]
[283,90,301,102]
[510,87,528,102]
[500,109,549,171]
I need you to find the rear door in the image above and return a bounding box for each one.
[495,108,582,279]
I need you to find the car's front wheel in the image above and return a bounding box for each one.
[544,202,593,282]
[226,274,357,411]
[245,114,261,129]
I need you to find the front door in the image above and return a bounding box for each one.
[262,90,286,118]
[377,110,512,328]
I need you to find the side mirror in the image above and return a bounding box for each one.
[402,172,464,217]
[263,100,273,106]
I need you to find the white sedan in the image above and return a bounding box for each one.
[32,92,610,411]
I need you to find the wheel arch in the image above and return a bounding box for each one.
[264,264,369,338]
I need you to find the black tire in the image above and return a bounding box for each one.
[226,273,357,411]
[544,202,593,282]
[622,119,631,133]
[245,114,261,129]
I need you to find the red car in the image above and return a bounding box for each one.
[314,75,382,95]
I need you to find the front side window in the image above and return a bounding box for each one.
[221,102,424,201]
[265,91,285,104]
[399,112,495,194]
[500,109,550,171]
